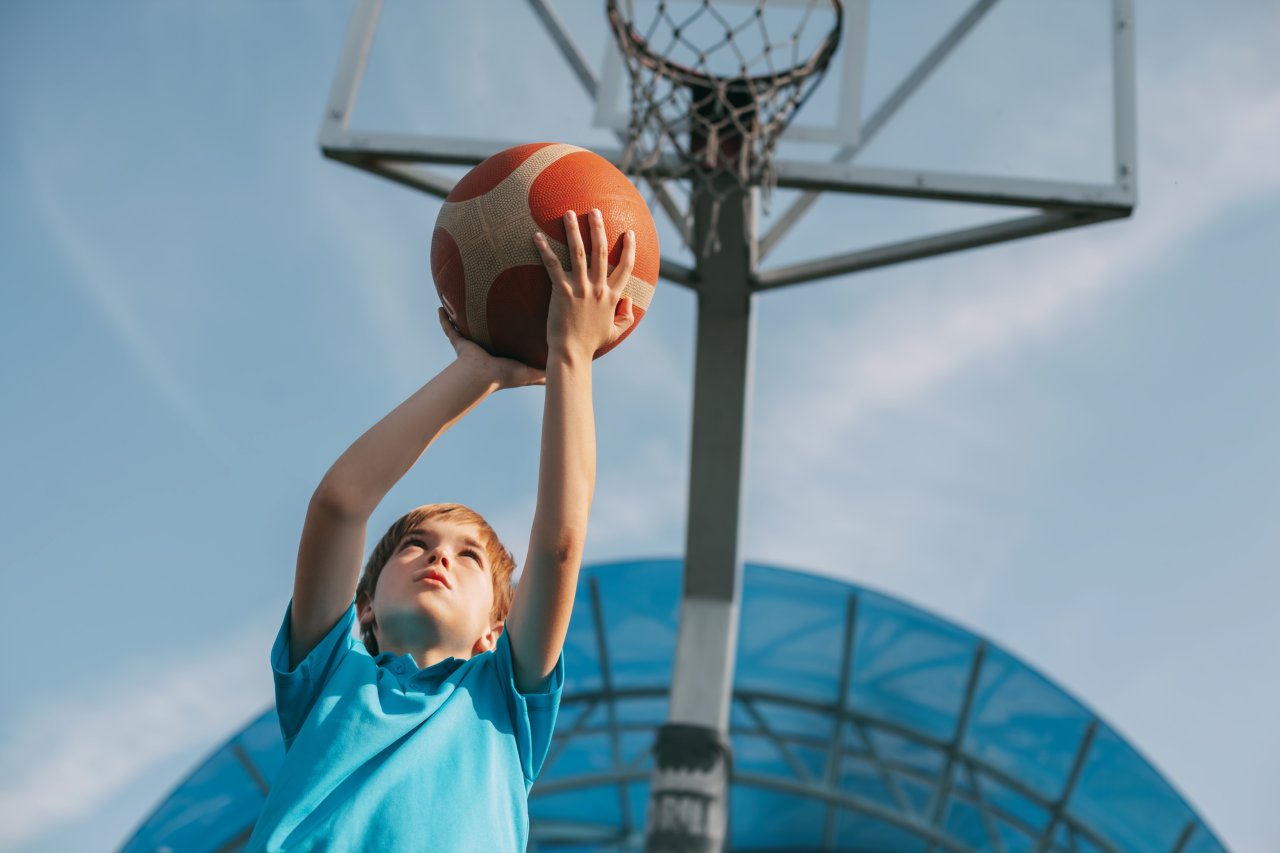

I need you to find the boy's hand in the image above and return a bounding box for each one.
[438,308,546,389]
[535,208,637,364]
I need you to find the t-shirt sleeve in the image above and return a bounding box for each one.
[492,629,565,784]
[270,599,361,750]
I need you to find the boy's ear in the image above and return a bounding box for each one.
[473,621,504,655]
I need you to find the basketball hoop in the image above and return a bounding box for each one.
[607,0,843,254]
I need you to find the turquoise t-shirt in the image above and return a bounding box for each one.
[244,600,564,852]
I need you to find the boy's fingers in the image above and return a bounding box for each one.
[614,296,636,333]
[608,229,637,291]
[437,307,460,341]
[589,208,607,277]
[532,232,560,275]
[562,210,587,284]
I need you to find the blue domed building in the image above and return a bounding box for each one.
[120,560,1226,852]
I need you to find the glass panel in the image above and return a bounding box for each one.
[547,732,616,778]
[627,781,651,831]
[731,733,791,778]
[964,645,1093,801]
[1181,819,1230,853]
[791,743,831,783]
[972,770,1049,837]
[736,565,851,704]
[896,774,934,818]
[594,561,680,689]
[848,591,981,742]
[122,741,263,853]
[235,710,286,785]
[729,783,826,848]
[838,754,902,812]
[614,696,668,726]
[993,816,1039,853]
[865,726,945,777]
[835,809,929,853]
[945,797,999,851]
[1068,724,1199,852]
[749,698,837,741]
[620,730,655,771]
[530,785,621,825]
[562,585,603,694]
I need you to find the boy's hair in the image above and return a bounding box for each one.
[355,503,517,656]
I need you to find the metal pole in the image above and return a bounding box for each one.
[645,178,756,852]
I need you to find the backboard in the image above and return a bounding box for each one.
[319,0,1135,287]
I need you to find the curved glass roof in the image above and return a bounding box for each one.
[120,560,1225,852]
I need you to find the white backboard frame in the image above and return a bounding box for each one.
[318,0,1136,290]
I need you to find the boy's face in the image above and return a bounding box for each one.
[362,518,500,658]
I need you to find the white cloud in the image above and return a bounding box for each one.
[757,85,1280,472]
[0,614,276,849]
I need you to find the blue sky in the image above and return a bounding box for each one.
[1,1,1277,850]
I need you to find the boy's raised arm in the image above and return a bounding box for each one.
[290,322,544,671]
[506,210,636,693]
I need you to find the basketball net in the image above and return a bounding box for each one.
[607,0,843,255]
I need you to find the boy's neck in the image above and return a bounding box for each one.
[381,640,474,670]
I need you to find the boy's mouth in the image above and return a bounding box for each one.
[414,570,450,589]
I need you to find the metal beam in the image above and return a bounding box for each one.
[926,644,987,849]
[589,576,635,835]
[1112,0,1138,201]
[320,130,517,165]
[318,0,381,140]
[539,698,599,777]
[1034,721,1098,853]
[645,179,755,852]
[658,257,696,289]
[848,716,915,817]
[322,130,1137,214]
[823,594,859,847]
[525,0,599,99]
[325,155,458,199]
[665,181,756,730]
[1170,820,1198,853]
[229,742,270,796]
[963,761,1007,853]
[740,699,815,784]
[759,0,1002,259]
[769,163,1135,211]
[753,210,1117,291]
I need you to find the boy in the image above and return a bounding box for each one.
[245,209,638,852]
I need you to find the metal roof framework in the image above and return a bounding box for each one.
[119,561,1226,853]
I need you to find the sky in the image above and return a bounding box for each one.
[1,1,1277,851]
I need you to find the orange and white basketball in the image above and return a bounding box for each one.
[431,142,659,369]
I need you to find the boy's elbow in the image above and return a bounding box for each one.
[532,528,586,570]
[310,477,368,520]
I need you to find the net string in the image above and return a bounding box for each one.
[609,0,843,255]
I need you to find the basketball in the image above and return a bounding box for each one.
[431,142,660,369]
